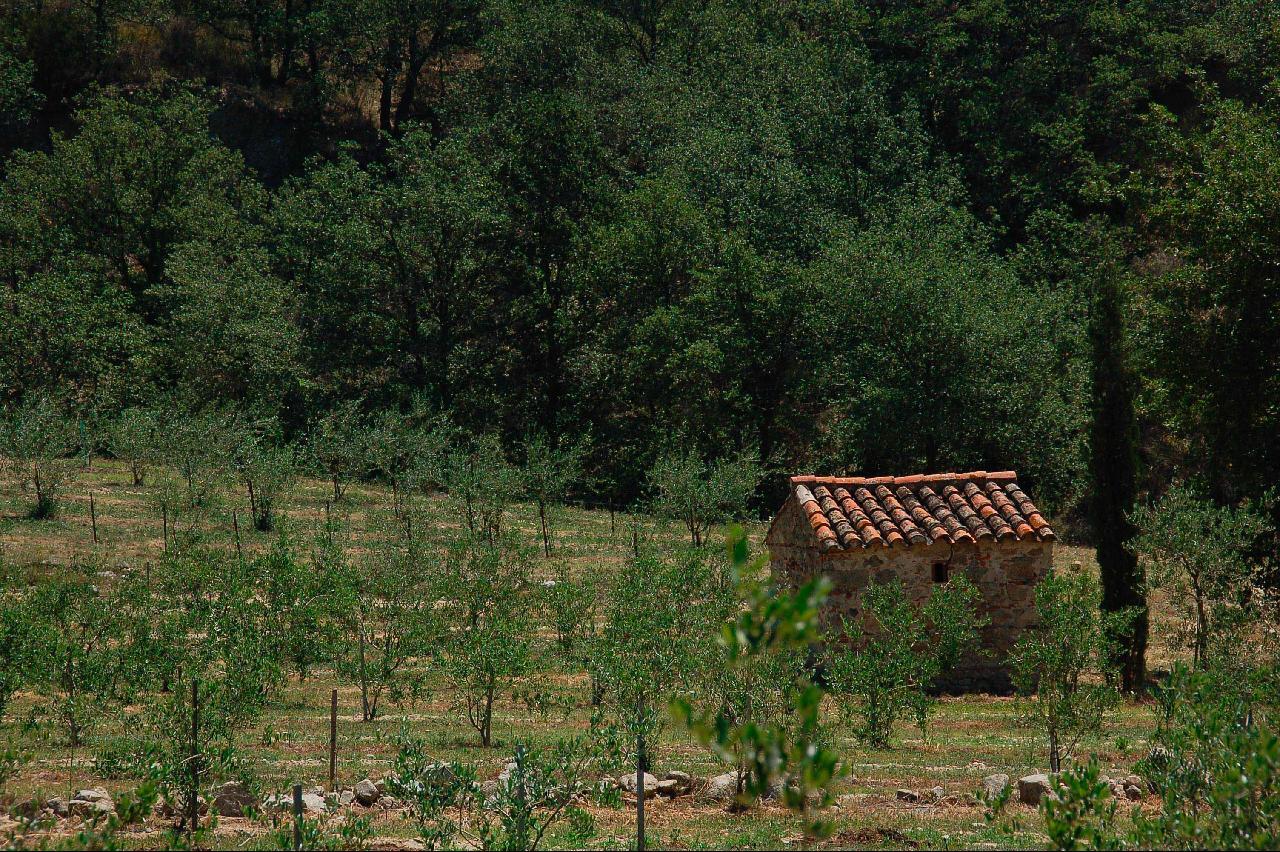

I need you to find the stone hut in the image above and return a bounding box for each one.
[765,470,1055,690]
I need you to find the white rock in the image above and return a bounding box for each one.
[1017,773,1055,806]
[702,772,745,802]
[982,774,1010,801]
[355,778,380,806]
[301,792,327,813]
[618,772,659,798]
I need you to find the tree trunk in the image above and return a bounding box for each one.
[358,629,371,721]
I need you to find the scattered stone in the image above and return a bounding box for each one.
[656,779,682,798]
[300,792,327,814]
[211,780,257,817]
[1123,783,1143,801]
[1124,774,1145,791]
[378,795,402,811]
[702,772,745,802]
[662,770,692,792]
[896,789,921,803]
[69,789,114,818]
[618,772,659,798]
[1017,774,1055,806]
[9,800,39,820]
[339,790,356,807]
[260,794,291,814]
[926,786,945,803]
[982,773,1010,801]
[46,798,69,818]
[355,778,381,806]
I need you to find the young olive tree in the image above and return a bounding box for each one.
[333,527,441,721]
[439,533,534,747]
[259,534,336,681]
[522,431,587,557]
[827,575,986,747]
[27,576,124,746]
[366,411,450,517]
[1008,569,1121,773]
[157,409,235,508]
[589,548,722,772]
[2,396,75,518]
[646,447,760,547]
[232,423,298,532]
[104,406,162,487]
[309,400,370,502]
[1130,485,1272,668]
[674,527,844,838]
[444,432,521,546]
[0,566,37,720]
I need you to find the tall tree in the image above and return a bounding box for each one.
[1088,271,1146,692]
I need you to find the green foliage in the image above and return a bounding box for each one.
[25,574,124,745]
[439,533,535,747]
[1038,662,1280,850]
[675,526,842,838]
[1039,760,1122,851]
[386,730,604,851]
[1009,569,1121,773]
[1130,486,1273,667]
[104,407,162,487]
[309,400,370,502]
[646,448,760,547]
[331,529,441,722]
[591,548,722,753]
[1,396,75,518]
[523,431,587,556]
[232,422,298,532]
[828,575,987,747]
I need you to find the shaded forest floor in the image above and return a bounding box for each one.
[0,459,1163,850]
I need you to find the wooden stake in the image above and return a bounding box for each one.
[292,784,303,851]
[189,678,199,834]
[329,689,338,790]
[636,731,646,852]
[89,493,98,544]
[233,510,243,562]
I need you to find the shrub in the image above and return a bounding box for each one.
[104,406,162,487]
[309,400,369,502]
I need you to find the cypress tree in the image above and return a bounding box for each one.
[1088,274,1147,692]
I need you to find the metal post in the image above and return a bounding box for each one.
[89,493,98,544]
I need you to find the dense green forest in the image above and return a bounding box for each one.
[2,0,1278,520]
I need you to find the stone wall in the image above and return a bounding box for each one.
[766,496,1051,692]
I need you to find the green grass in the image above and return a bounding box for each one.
[0,458,1159,850]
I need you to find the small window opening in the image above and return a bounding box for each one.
[932,563,949,583]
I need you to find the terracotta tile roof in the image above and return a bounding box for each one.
[789,470,1055,552]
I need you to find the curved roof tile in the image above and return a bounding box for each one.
[786,470,1054,550]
